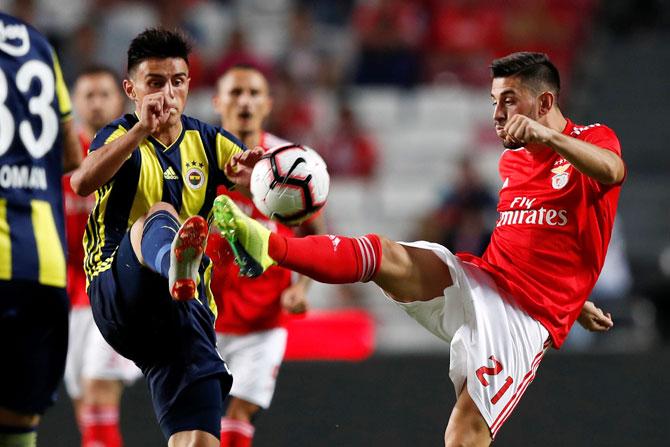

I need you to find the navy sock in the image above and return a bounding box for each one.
[141,210,180,279]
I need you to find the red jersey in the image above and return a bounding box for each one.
[458,119,623,348]
[63,131,95,307]
[208,132,297,334]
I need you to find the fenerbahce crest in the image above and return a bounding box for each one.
[185,160,205,190]
[550,164,571,190]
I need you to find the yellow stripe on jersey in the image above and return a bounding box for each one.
[84,181,111,280]
[31,200,66,287]
[215,132,244,173]
[179,131,209,221]
[128,141,164,224]
[51,51,72,121]
[0,199,11,280]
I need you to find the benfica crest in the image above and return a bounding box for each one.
[550,164,571,189]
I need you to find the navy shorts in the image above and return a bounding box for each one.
[88,231,232,439]
[0,280,68,415]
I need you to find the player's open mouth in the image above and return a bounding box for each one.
[238,111,252,120]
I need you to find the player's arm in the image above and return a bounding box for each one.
[504,115,625,185]
[577,301,613,332]
[61,118,82,173]
[70,92,169,196]
[280,212,327,314]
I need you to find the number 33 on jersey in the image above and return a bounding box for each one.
[0,13,73,288]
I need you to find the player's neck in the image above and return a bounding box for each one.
[152,122,183,148]
[237,130,262,150]
[543,108,568,133]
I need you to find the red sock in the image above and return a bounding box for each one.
[219,417,254,447]
[80,405,123,447]
[269,233,382,283]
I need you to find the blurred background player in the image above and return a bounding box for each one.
[208,65,326,447]
[62,65,141,447]
[214,52,621,446]
[68,29,262,446]
[0,11,81,447]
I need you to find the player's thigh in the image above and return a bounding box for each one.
[375,238,453,303]
[88,231,183,362]
[0,280,68,417]
[444,384,492,447]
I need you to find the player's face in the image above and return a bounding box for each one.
[126,58,190,127]
[491,76,540,149]
[73,73,125,132]
[214,68,272,135]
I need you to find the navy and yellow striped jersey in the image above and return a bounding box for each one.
[83,113,245,285]
[0,12,73,288]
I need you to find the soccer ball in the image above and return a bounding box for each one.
[250,144,329,225]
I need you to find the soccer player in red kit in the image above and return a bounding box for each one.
[63,66,141,447]
[214,52,622,446]
[207,65,325,447]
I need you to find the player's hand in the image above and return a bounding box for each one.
[503,115,555,148]
[225,147,264,188]
[137,92,171,136]
[281,283,309,314]
[577,301,613,332]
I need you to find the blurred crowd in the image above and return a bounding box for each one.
[8,0,596,88]
[3,0,597,181]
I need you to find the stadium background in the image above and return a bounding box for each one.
[2,0,668,445]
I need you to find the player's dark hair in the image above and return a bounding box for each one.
[490,52,560,97]
[127,28,191,74]
[75,64,121,86]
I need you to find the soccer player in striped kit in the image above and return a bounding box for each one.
[0,12,81,446]
[214,52,621,446]
[70,29,262,446]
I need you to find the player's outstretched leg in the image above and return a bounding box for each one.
[212,195,275,277]
[213,195,452,301]
[169,215,208,301]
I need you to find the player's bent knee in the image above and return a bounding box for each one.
[225,398,260,422]
[82,379,123,406]
[146,201,179,217]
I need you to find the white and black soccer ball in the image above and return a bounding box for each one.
[250,144,329,225]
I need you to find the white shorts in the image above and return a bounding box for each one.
[64,307,142,399]
[387,241,550,438]
[216,327,288,409]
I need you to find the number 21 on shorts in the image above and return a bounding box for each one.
[476,355,513,405]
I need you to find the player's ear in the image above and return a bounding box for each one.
[538,91,554,117]
[123,79,136,101]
